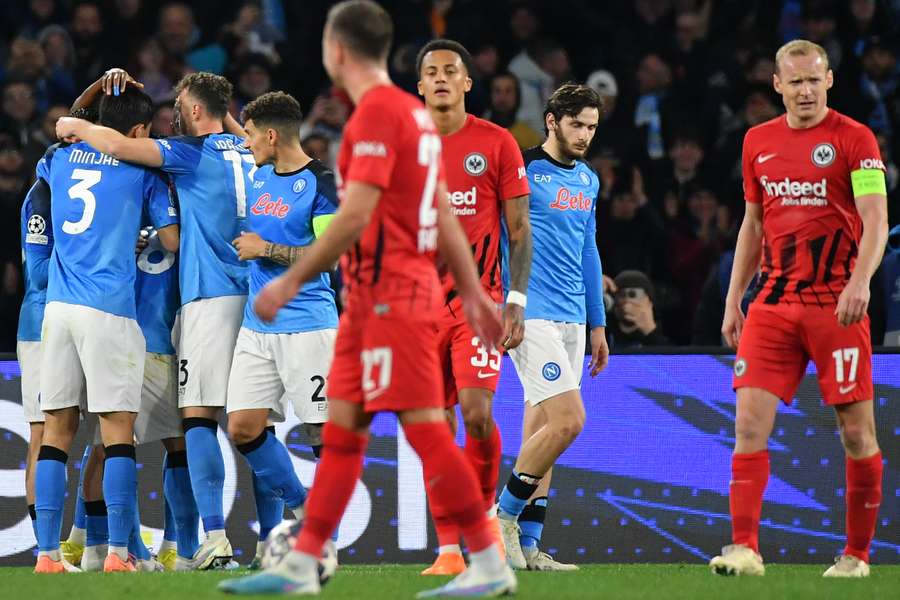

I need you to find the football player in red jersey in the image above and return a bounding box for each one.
[219,1,514,597]
[415,39,532,575]
[711,39,887,578]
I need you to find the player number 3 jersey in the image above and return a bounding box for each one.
[742,109,886,307]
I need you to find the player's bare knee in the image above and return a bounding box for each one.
[553,414,584,444]
[838,420,877,457]
[228,417,263,446]
[461,404,493,439]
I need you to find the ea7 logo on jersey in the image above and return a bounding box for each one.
[26,214,48,245]
[534,174,551,183]
[464,152,487,176]
[811,143,835,167]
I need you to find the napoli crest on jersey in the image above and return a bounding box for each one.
[542,362,561,381]
[464,152,487,176]
[811,143,835,168]
[293,179,306,194]
[579,171,591,186]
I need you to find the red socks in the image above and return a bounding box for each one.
[729,450,769,552]
[844,452,882,562]
[294,422,368,556]
[464,425,502,511]
[404,422,493,553]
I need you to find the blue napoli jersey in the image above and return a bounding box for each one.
[17,154,56,342]
[521,147,605,326]
[243,160,338,333]
[43,141,169,319]
[155,133,253,304]
[135,179,180,355]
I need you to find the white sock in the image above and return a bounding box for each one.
[290,506,305,521]
[109,545,128,561]
[468,544,504,574]
[38,549,61,561]
[206,529,226,541]
[438,544,462,556]
[67,526,86,546]
[256,540,266,557]
[158,540,177,554]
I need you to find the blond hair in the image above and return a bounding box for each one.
[775,39,830,74]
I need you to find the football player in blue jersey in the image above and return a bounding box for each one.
[58,72,255,569]
[224,91,339,569]
[496,83,610,571]
[34,87,170,574]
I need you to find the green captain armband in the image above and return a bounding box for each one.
[850,168,887,197]
[312,214,335,239]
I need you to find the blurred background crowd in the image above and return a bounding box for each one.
[2,0,900,351]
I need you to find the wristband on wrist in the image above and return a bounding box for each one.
[506,290,527,308]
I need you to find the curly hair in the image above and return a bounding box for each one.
[240,91,303,139]
[174,72,232,119]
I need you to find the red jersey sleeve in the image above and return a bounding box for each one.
[497,129,530,200]
[741,130,762,204]
[343,101,399,190]
[845,124,885,174]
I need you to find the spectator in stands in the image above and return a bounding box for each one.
[37,25,77,105]
[220,0,284,67]
[151,102,175,138]
[298,90,348,169]
[802,1,843,72]
[158,2,227,74]
[133,37,176,104]
[467,41,499,118]
[855,36,900,137]
[16,0,63,39]
[69,1,107,90]
[301,133,331,165]
[878,225,900,345]
[483,71,541,149]
[633,52,677,163]
[606,270,672,349]
[510,38,570,133]
[589,69,638,164]
[231,53,273,115]
[651,128,710,215]
[23,103,67,168]
[1,81,38,148]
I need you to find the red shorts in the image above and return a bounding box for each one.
[435,313,502,408]
[734,303,872,405]
[326,308,443,413]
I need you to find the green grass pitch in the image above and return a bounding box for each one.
[2,564,899,599]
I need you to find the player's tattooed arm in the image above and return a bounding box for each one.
[504,195,532,294]
[264,242,306,266]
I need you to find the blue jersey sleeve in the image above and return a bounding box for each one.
[155,136,204,174]
[144,170,178,230]
[23,177,54,289]
[582,200,605,328]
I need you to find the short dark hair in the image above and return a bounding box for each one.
[99,87,153,134]
[543,83,603,134]
[174,72,232,119]
[241,91,303,140]
[70,106,98,124]
[326,0,393,62]
[415,39,475,76]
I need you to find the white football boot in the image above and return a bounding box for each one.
[823,555,870,578]
[709,544,765,576]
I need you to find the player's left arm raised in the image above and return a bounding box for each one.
[55,117,163,166]
[836,140,889,327]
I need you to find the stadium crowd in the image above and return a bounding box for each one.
[2,0,900,349]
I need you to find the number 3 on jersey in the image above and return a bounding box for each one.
[417,133,440,252]
[63,169,101,234]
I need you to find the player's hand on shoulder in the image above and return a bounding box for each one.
[589,326,609,377]
[721,303,745,349]
[232,231,266,261]
[501,303,525,350]
[254,275,299,322]
[835,279,870,327]
[462,289,504,351]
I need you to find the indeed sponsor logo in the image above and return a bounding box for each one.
[448,186,477,216]
[761,175,829,206]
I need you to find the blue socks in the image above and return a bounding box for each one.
[34,446,67,552]
[163,449,200,558]
[84,500,109,546]
[252,472,284,540]
[183,418,226,533]
[236,429,307,512]
[103,444,137,550]
[129,493,151,560]
[518,497,548,549]
[497,470,541,520]
[163,497,177,544]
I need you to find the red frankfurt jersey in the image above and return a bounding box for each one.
[440,114,529,312]
[336,84,445,315]
[742,109,884,306]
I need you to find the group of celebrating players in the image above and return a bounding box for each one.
[16,0,885,596]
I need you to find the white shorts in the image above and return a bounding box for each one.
[177,295,246,409]
[134,353,182,444]
[509,319,586,406]
[39,302,144,414]
[226,327,336,424]
[17,340,44,423]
